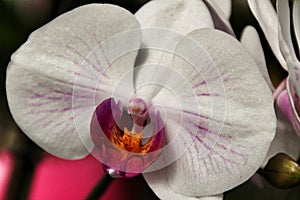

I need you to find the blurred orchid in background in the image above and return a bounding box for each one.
[5,0,277,199]
[242,0,300,164]
[240,24,300,169]
[239,0,300,190]
[248,0,300,138]
[0,151,14,200]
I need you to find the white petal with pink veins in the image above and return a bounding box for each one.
[143,29,276,196]
[6,4,141,159]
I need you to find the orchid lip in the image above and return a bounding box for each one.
[90,98,165,178]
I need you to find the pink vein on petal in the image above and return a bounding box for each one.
[193,134,240,166]
[61,28,108,77]
[202,157,209,174]
[191,71,226,89]
[196,93,221,97]
[54,54,99,81]
[65,44,107,76]
[40,75,106,93]
[208,156,217,173]
[216,143,248,160]
[181,109,235,127]
[40,115,75,128]
[187,147,197,176]
[182,92,222,99]
[181,124,249,177]
[189,121,232,139]
[193,132,248,166]
[71,33,108,78]
[45,39,109,82]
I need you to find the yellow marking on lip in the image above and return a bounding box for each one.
[110,126,153,154]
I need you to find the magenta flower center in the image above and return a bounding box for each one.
[90,98,165,178]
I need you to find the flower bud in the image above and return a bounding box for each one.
[263,153,300,188]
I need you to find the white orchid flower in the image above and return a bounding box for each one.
[6,0,276,199]
[248,0,300,138]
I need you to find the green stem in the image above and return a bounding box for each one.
[86,173,114,200]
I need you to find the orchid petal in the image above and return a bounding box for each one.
[203,0,235,37]
[135,0,214,34]
[134,0,214,99]
[6,4,141,159]
[144,29,276,196]
[247,0,287,69]
[261,106,300,167]
[276,0,298,61]
[206,0,231,19]
[144,168,223,199]
[293,0,300,54]
[240,26,274,90]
